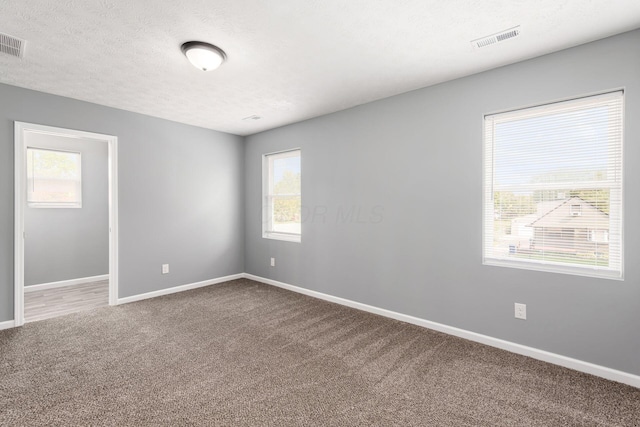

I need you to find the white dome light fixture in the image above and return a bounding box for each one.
[181,41,226,71]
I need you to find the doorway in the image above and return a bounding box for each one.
[14,122,118,325]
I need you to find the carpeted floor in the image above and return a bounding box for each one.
[1,279,638,426]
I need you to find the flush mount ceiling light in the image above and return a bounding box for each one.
[181,41,226,71]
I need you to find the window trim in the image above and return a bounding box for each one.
[262,148,301,243]
[26,146,82,209]
[482,90,624,280]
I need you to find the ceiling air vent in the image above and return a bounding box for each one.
[0,32,25,58]
[472,26,520,49]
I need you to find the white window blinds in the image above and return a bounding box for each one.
[483,91,623,279]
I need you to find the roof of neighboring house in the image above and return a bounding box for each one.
[512,214,539,227]
[529,196,609,229]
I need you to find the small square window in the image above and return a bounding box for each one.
[27,147,82,208]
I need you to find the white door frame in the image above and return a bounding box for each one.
[14,122,119,326]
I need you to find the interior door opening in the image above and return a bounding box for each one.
[14,122,118,326]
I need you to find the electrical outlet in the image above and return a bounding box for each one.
[514,303,526,320]
[162,264,170,274]
[270,257,275,267]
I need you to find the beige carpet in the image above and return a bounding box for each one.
[1,278,638,426]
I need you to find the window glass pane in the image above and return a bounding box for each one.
[272,156,301,195]
[263,149,301,241]
[27,148,81,206]
[272,196,301,234]
[493,106,611,188]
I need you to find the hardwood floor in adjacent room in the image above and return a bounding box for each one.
[24,280,109,323]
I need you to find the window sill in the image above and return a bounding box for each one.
[483,257,623,281]
[28,203,82,209]
[263,232,301,243]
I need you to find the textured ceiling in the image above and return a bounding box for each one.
[1,1,640,136]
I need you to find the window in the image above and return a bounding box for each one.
[263,149,301,242]
[483,91,623,279]
[26,147,82,208]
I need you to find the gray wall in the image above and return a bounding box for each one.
[24,132,109,286]
[1,29,637,378]
[0,83,245,320]
[245,30,640,375]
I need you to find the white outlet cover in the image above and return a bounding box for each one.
[270,258,275,267]
[162,264,169,274]
[515,303,527,320]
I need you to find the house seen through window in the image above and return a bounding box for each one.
[570,204,582,216]
[26,147,82,208]
[483,91,623,279]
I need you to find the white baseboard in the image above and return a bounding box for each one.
[117,273,244,305]
[25,274,109,293]
[0,320,16,330]
[243,273,640,389]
